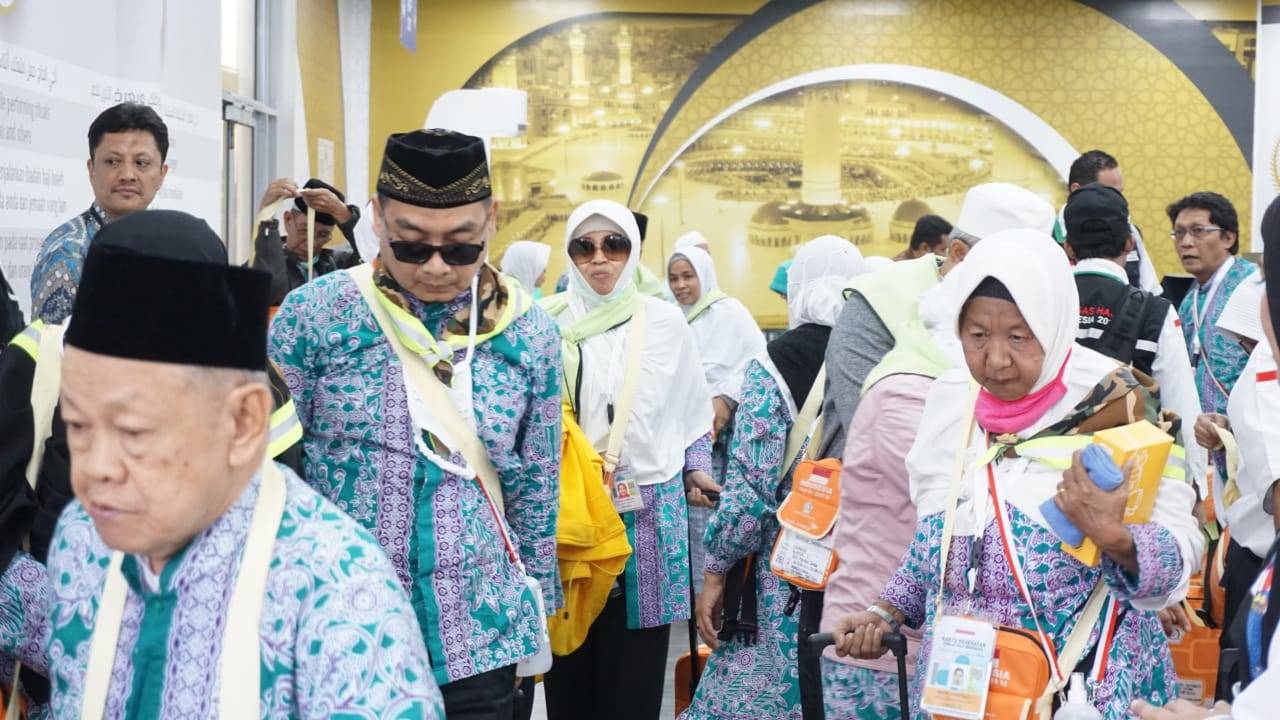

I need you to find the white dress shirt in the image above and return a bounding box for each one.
[1222,344,1280,557]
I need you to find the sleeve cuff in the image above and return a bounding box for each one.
[1102,523,1184,600]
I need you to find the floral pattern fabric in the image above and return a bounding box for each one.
[879,507,1183,719]
[620,433,711,629]
[682,361,802,719]
[1178,257,1258,415]
[821,659,907,720]
[268,270,563,686]
[30,204,108,324]
[40,467,443,719]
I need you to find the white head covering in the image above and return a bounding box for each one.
[674,231,710,253]
[863,256,895,273]
[500,240,551,293]
[563,199,642,311]
[948,228,1079,394]
[786,235,866,329]
[668,245,765,401]
[953,183,1057,241]
[558,200,712,488]
[907,228,1201,598]
[1217,273,1266,345]
[667,246,718,308]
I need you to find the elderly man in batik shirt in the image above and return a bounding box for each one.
[270,129,562,720]
[30,103,170,324]
[0,210,442,718]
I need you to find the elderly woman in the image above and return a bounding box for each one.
[835,230,1201,719]
[681,235,865,720]
[540,199,714,720]
[667,246,766,590]
[499,240,551,298]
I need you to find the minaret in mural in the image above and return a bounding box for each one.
[801,87,841,206]
[569,24,589,111]
[615,25,635,104]
[493,52,518,89]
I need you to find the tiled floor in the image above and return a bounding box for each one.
[530,624,698,719]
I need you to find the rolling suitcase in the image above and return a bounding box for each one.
[807,631,910,720]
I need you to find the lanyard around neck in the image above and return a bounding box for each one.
[1191,256,1235,354]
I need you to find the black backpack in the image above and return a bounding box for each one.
[0,267,23,345]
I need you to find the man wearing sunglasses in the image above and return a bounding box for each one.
[269,129,563,720]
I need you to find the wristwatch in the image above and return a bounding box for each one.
[867,604,902,632]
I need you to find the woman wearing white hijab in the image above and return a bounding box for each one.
[540,199,714,720]
[682,235,864,720]
[834,230,1201,718]
[668,246,766,591]
[499,240,551,297]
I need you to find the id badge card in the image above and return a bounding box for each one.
[606,471,644,513]
[920,615,996,720]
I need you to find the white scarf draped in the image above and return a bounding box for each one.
[560,200,713,486]
[668,246,765,402]
[907,230,1199,607]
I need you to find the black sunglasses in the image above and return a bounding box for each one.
[568,233,631,264]
[388,240,486,266]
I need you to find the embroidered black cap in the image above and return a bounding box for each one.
[376,129,491,209]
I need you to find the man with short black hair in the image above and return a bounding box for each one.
[252,177,363,304]
[1168,191,1258,419]
[1054,149,1161,294]
[894,214,952,261]
[1064,183,1204,490]
[30,102,170,324]
[271,129,562,719]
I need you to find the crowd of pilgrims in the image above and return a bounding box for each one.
[0,102,1277,720]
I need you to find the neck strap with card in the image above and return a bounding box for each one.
[931,385,1112,718]
[603,302,648,513]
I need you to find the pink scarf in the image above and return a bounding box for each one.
[974,352,1071,435]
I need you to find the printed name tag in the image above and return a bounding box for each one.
[607,472,644,513]
[920,615,996,720]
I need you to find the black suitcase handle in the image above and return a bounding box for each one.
[807,632,910,715]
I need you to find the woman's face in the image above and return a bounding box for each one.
[570,229,630,296]
[668,258,702,306]
[959,296,1046,401]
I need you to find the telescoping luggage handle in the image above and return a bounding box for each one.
[807,631,909,716]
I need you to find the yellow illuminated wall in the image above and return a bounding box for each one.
[370,0,1255,328]
[297,0,346,191]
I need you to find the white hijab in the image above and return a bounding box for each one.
[906,231,1200,605]
[563,200,642,314]
[668,246,766,402]
[499,240,551,294]
[559,199,713,486]
[668,246,719,311]
[786,235,866,329]
[674,230,710,253]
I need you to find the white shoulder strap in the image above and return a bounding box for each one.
[781,364,826,479]
[603,302,647,473]
[81,462,286,720]
[218,462,287,718]
[348,264,506,515]
[24,322,64,490]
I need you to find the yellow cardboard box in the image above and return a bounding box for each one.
[1063,420,1174,566]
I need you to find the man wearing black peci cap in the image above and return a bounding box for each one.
[0,210,305,711]
[252,176,363,304]
[0,210,443,717]
[270,129,562,719]
[1065,183,1205,493]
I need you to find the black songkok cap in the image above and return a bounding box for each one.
[294,178,346,226]
[65,212,270,371]
[376,129,491,208]
[1064,183,1130,245]
[632,211,649,243]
